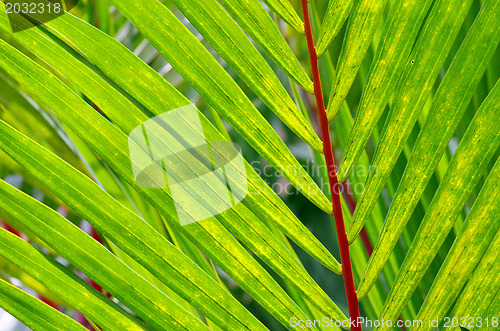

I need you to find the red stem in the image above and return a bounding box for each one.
[300,1,361,330]
[38,296,60,311]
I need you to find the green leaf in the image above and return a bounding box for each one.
[0,35,342,329]
[0,173,210,331]
[0,86,269,331]
[337,0,434,177]
[325,0,388,119]
[12,6,340,273]
[168,0,321,149]
[415,157,500,324]
[344,0,475,247]
[443,229,500,331]
[0,75,86,174]
[478,293,500,331]
[0,5,340,276]
[3,0,339,271]
[46,1,331,214]
[315,0,356,58]
[0,254,70,307]
[104,0,323,156]
[261,0,304,34]
[361,79,500,327]
[347,0,500,243]
[0,278,88,331]
[0,228,144,331]
[216,0,314,92]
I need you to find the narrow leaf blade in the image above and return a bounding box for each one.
[363,80,500,326]
[0,278,87,331]
[316,0,356,57]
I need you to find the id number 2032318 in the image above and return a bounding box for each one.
[5,2,62,14]
[443,316,498,329]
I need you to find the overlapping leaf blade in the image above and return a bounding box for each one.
[47,0,332,214]
[104,0,330,208]
[216,0,314,92]
[0,228,144,331]
[0,6,340,279]
[347,0,500,244]
[170,0,321,150]
[0,169,210,331]
[0,32,347,329]
[337,0,434,179]
[364,79,500,328]
[415,157,500,325]
[0,278,87,331]
[0,1,341,277]
[325,0,388,119]
[0,38,272,331]
[346,0,476,247]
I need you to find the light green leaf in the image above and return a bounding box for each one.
[2,6,339,274]
[105,0,323,157]
[347,0,500,243]
[45,1,331,214]
[261,0,304,34]
[325,0,388,119]
[2,0,340,273]
[0,41,270,330]
[1,6,339,280]
[0,75,86,174]
[0,278,88,331]
[443,229,500,331]
[169,0,320,149]
[345,0,475,247]
[337,0,434,178]
[0,228,144,331]
[316,0,356,58]
[363,79,500,328]
[216,0,314,92]
[0,172,210,331]
[0,254,69,307]
[0,36,341,329]
[414,157,500,326]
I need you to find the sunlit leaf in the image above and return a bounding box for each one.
[325,0,388,119]
[415,157,500,323]
[217,0,314,92]
[316,0,356,58]
[347,0,500,243]
[261,0,304,34]
[362,79,500,326]
[337,0,434,177]
[0,172,211,331]
[345,0,476,247]
[0,228,144,331]
[0,278,88,331]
